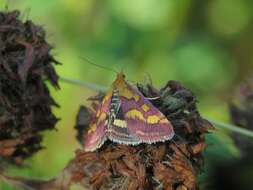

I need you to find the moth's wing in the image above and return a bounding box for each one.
[119,84,174,143]
[84,120,107,152]
[84,90,112,152]
[106,108,140,145]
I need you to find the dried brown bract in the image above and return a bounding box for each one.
[229,78,253,152]
[73,80,213,190]
[0,10,59,165]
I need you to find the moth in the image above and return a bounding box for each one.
[84,72,174,151]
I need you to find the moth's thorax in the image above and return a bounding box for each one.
[112,72,127,89]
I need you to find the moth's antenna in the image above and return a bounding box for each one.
[120,61,128,74]
[79,56,118,74]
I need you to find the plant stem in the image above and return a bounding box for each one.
[59,76,107,92]
[207,118,253,138]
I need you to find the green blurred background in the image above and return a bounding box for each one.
[0,0,253,189]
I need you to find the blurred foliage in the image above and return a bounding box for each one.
[0,0,252,189]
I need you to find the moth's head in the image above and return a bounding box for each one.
[113,71,126,88]
[117,71,126,80]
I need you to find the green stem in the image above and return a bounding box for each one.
[207,118,253,138]
[59,76,107,92]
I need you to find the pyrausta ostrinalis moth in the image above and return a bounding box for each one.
[84,72,174,152]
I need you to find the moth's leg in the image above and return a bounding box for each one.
[108,111,115,129]
[115,99,121,115]
[145,96,160,100]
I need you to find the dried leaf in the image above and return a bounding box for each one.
[0,10,59,165]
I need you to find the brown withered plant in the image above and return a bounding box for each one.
[0,10,59,165]
[73,81,213,190]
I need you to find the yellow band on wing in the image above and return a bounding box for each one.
[125,109,169,125]
[113,119,127,128]
[97,112,106,124]
[88,124,97,133]
[146,115,160,124]
[125,109,145,121]
[121,88,140,102]
[141,104,150,112]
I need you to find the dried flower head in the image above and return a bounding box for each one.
[229,78,253,152]
[74,80,213,190]
[0,10,59,165]
[209,78,253,190]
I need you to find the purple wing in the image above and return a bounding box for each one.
[84,91,112,152]
[84,120,107,152]
[119,83,174,143]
